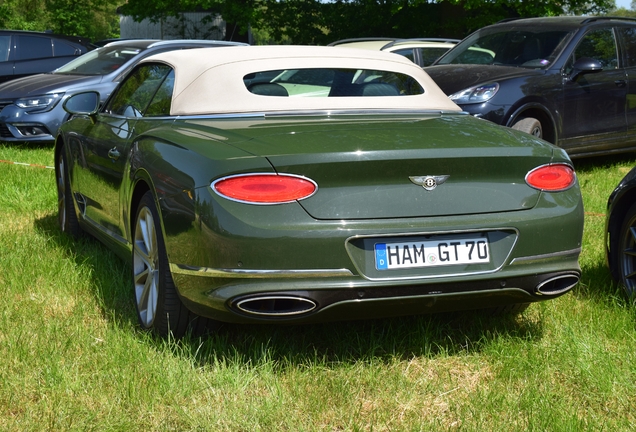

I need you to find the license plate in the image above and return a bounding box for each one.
[374,235,490,270]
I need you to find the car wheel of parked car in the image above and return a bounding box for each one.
[56,148,82,238]
[512,117,542,138]
[616,202,636,297]
[133,191,208,337]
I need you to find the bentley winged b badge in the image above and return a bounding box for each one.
[409,175,450,191]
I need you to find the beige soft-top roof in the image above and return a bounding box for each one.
[140,45,461,116]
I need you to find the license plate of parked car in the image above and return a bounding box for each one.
[374,235,490,270]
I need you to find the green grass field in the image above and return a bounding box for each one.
[1,144,635,431]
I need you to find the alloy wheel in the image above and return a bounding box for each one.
[133,206,159,327]
[620,213,636,296]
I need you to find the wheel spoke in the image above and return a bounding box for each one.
[133,240,152,269]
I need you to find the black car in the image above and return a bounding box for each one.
[0,30,94,83]
[425,16,636,157]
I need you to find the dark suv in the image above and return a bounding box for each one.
[0,30,93,83]
[425,16,636,157]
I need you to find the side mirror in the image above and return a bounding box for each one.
[569,57,603,81]
[63,91,100,116]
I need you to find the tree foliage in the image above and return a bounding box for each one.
[0,0,120,41]
[120,0,619,45]
[0,0,621,44]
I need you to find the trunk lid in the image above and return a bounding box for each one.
[187,114,555,220]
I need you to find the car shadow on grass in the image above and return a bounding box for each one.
[35,213,139,331]
[36,212,546,365]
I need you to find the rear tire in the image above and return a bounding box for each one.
[132,191,213,337]
[56,147,82,238]
[512,117,542,139]
[615,202,636,297]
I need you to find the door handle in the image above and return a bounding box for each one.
[615,79,627,88]
[108,147,120,161]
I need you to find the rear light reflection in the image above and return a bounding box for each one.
[212,173,317,204]
[525,164,576,191]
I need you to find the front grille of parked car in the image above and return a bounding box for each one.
[0,101,12,111]
[0,123,13,138]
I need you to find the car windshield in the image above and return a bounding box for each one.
[436,27,575,69]
[54,45,144,75]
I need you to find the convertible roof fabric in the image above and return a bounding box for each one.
[142,45,462,116]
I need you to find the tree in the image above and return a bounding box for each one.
[0,0,120,40]
[118,0,618,44]
[119,0,259,42]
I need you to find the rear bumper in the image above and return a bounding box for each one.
[172,250,580,324]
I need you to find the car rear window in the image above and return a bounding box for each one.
[243,68,424,97]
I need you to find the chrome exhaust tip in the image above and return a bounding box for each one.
[235,296,317,317]
[535,273,580,296]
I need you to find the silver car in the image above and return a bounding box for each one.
[0,39,245,144]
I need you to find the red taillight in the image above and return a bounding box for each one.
[213,174,317,204]
[525,164,576,191]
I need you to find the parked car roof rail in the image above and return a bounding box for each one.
[581,16,636,24]
[381,38,460,50]
[328,37,396,46]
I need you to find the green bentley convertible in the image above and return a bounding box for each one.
[54,45,584,337]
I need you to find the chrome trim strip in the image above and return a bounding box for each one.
[509,248,582,265]
[175,109,467,120]
[169,263,354,278]
[345,228,519,282]
[80,213,130,248]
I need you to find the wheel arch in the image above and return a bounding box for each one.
[54,134,65,170]
[506,102,558,144]
[128,172,153,241]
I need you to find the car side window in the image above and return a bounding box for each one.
[145,70,175,116]
[617,27,636,68]
[0,36,10,62]
[567,28,618,72]
[105,64,173,117]
[392,48,415,63]
[419,47,451,66]
[53,40,79,56]
[17,35,53,60]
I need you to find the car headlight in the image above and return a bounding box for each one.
[15,93,64,111]
[449,83,499,104]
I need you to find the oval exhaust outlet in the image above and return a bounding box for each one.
[535,274,580,296]
[236,296,317,317]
